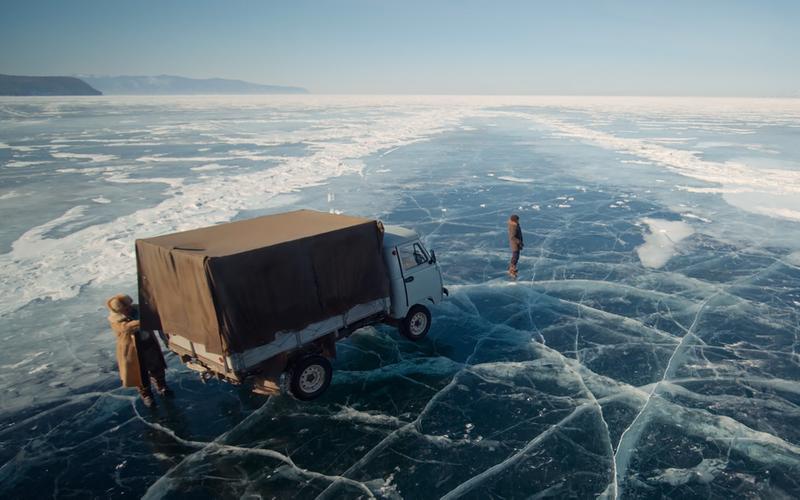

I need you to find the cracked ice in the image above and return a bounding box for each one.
[1,96,800,498]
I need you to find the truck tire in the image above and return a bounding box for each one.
[400,304,432,341]
[289,355,332,401]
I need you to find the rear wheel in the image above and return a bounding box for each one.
[289,355,332,400]
[400,304,431,341]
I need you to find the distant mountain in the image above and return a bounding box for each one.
[81,75,309,95]
[0,74,102,96]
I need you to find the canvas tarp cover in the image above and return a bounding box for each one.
[136,210,390,355]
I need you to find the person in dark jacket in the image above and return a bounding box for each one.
[507,214,523,277]
[107,294,171,407]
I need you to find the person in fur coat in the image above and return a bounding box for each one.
[107,294,171,407]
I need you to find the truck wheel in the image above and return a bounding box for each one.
[400,304,431,341]
[289,355,332,401]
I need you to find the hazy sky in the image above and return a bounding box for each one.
[1,0,798,96]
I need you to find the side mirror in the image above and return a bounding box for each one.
[430,249,437,264]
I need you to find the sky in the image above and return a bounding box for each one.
[1,0,799,96]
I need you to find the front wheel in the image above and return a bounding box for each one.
[400,304,432,341]
[289,355,332,401]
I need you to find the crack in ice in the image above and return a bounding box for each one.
[611,293,718,497]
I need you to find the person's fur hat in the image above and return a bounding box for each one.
[106,294,133,313]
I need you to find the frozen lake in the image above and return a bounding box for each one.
[1,95,799,498]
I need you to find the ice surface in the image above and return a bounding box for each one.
[1,96,800,498]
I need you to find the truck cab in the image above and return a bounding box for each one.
[382,225,447,339]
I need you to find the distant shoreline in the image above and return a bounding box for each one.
[0,74,101,96]
[0,73,309,96]
[80,74,308,95]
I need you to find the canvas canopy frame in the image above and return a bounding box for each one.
[136,210,390,356]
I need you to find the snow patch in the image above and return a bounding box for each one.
[636,218,695,268]
[497,176,534,183]
[681,213,711,223]
[653,459,727,486]
[5,160,50,168]
[330,406,406,427]
[137,155,231,163]
[0,191,22,200]
[533,115,800,221]
[676,185,754,194]
[0,105,470,314]
[749,206,800,222]
[51,152,117,163]
[190,163,228,172]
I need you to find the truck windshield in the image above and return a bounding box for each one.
[399,242,429,270]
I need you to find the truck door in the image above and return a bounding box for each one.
[397,241,442,308]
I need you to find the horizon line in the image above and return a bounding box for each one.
[2,93,799,99]
[2,73,798,99]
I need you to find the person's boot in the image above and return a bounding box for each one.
[153,375,174,398]
[138,386,156,408]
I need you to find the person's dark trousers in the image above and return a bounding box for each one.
[510,250,520,271]
[135,335,168,392]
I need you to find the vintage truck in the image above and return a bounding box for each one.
[136,209,447,400]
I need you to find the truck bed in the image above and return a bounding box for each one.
[167,297,390,378]
[137,210,391,357]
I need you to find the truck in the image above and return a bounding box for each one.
[136,209,447,400]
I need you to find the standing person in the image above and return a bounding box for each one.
[106,294,171,407]
[508,214,523,277]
